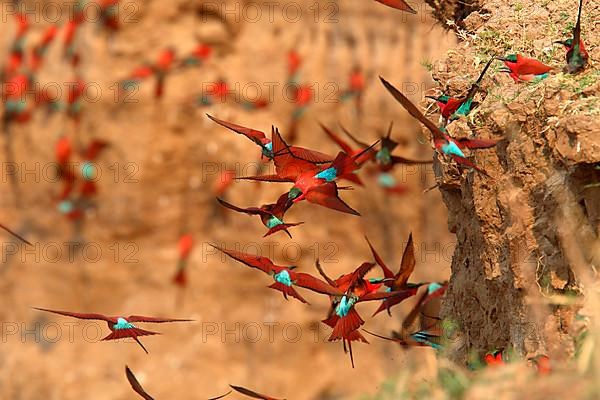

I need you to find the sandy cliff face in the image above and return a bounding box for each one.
[421,0,600,362]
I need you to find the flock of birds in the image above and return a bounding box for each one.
[1,0,591,398]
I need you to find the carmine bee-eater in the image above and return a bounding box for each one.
[320,123,374,167]
[366,234,426,316]
[316,260,407,367]
[338,122,433,173]
[33,308,193,353]
[497,54,553,83]
[216,193,302,238]
[211,245,342,304]
[230,384,285,400]
[120,48,176,99]
[62,16,83,66]
[340,65,366,117]
[0,223,32,245]
[363,286,445,350]
[288,84,312,142]
[179,43,213,67]
[380,77,497,177]
[99,0,120,33]
[126,366,231,400]
[30,25,58,73]
[426,57,495,123]
[207,114,333,163]
[238,128,373,215]
[172,233,194,287]
[554,0,588,74]
[374,0,416,13]
[287,49,302,84]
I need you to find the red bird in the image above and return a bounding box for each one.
[287,49,302,83]
[316,260,406,367]
[239,128,371,215]
[211,245,342,304]
[334,122,432,173]
[497,54,552,83]
[120,48,176,99]
[180,43,213,67]
[380,77,497,177]
[320,123,374,167]
[426,56,495,123]
[366,234,425,316]
[213,169,236,197]
[216,194,302,238]
[208,115,333,164]
[363,286,445,350]
[30,25,58,72]
[172,233,194,287]
[33,307,193,353]
[340,65,366,116]
[99,0,120,33]
[0,223,32,245]
[230,384,285,400]
[374,0,416,14]
[554,0,588,74]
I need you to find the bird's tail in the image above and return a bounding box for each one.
[329,308,365,341]
[268,282,309,304]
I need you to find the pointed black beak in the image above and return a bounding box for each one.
[425,96,439,101]
[553,40,567,46]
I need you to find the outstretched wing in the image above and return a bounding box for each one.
[304,183,360,216]
[125,366,155,400]
[455,138,497,150]
[33,307,110,322]
[358,290,412,303]
[289,146,334,164]
[126,316,194,323]
[210,244,277,274]
[365,237,394,280]
[380,77,445,142]
[320,123,355,154]
[207,114,267,146]
[451,155,491,177]
[291,271,343,296]
[236,174,295,183]
[395,233,416,287]
[216,198,271,217]
[229,384,284,400]
[373,0,416,14]
[271,127,320,180]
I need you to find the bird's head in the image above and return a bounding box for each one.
[554,39,572,49]
[288,187,302,200]
[497,54,517,63]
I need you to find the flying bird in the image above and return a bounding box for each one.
[337,122,432,173]
[216,193,302,238]
[238,128,372,215]
[316,259,407,367]
[172,233,194,287]
[366,234,425,316]
[207,115,333,163]
[33,307,193,353]
[211,245,342,304]
[554,0,588,74]
[380,77,497,177]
